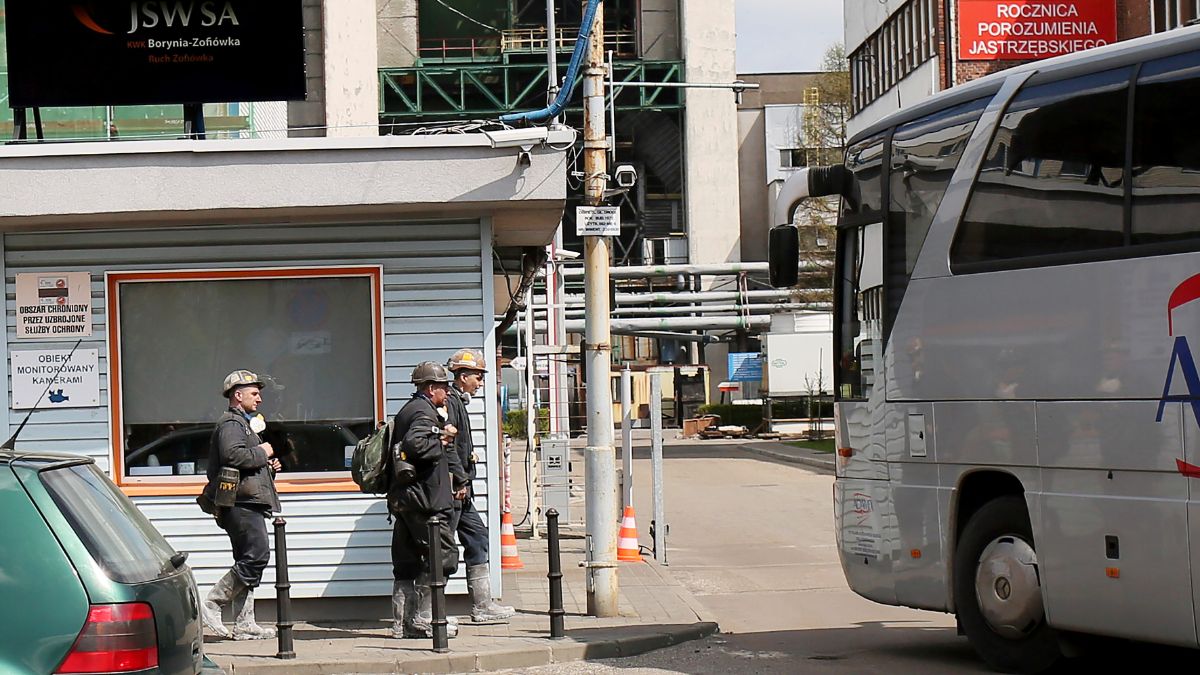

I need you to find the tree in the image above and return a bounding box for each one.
[791,43,849,305]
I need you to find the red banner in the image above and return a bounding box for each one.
[959,0,1118,61]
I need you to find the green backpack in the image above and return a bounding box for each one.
[351,418,393,494]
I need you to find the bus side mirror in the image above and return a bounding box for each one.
[769,225,800,288]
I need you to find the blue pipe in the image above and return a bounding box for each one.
[499,0,602,125]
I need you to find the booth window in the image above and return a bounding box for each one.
[108,268,383,494]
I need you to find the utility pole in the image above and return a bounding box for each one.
[582,0,618,617]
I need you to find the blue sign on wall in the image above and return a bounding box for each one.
[728,352,763,382]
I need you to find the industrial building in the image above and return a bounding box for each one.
[845,0,1178,137]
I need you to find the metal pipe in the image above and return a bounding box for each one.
[649,372,666,565]
[547,508,566,639]
[560,289,802,304]
[546,0,559,126]
[560,262,770,278]
[620,367,632,512]
[564,302,817,317]
[568,316,772,332]
[427,516,449,653]
[582,0,618,619]
[612,81,761,90]
[272,517,295,660]
[500,0,601,124]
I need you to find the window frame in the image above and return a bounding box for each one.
[105,265,386,496]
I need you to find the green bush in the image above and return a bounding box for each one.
[504,408,550,439]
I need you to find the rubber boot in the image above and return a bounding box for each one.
[411,571,458,638]
[201,570,239,638]
[231,588,277,640]
[467,564,516,622]
[391,579,419,639]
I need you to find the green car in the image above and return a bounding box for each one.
[0,450,217,674]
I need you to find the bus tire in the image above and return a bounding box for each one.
[953,495,1061,674]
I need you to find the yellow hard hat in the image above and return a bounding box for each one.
[447,348,488,373]
[222,370,264,397]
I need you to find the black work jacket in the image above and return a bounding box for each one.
[203,408,281,512]
[445,387,475,490]
[387,394,453,515]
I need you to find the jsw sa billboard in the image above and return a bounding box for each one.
[5,0,306,107]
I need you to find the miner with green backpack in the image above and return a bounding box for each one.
[388,361,462,639]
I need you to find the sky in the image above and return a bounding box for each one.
[735,0,845,74]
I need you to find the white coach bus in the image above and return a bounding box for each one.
[770,26,1200,674]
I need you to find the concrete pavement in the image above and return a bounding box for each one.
[205,515,716,674]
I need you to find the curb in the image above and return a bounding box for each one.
[739,443,835,472]
[221,622,720,674]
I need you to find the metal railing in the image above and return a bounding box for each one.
[500,27,637,57]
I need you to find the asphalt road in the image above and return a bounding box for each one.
[485,440,1192,674]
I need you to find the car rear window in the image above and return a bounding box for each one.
[41,463,180,584]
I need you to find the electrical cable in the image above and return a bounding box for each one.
[431,0,502,34]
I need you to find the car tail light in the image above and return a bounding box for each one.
[56,603,158,674]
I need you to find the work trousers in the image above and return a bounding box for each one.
[216,505,271,588]
[450,498,489,567]
[392,507,459,580]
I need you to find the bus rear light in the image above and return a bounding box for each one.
[837,447,854,458]
[55,603,158,674]
[1106,567,1120,579]
[910,549,922,559]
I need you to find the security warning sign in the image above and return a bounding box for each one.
[959,0,1117,61]
[16,272,93,339]
[11,349,100,409]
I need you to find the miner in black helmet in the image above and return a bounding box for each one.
[445,348,515,622]
[389,361,462,639]
[199,369,282,640]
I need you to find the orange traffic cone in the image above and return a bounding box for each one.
[617,505,642,562]
[500,511,524,570]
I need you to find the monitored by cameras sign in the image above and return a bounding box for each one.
[4,0,306,107]
[958,0,1117,61]
[576,207,621,237]
[11,349,100,409]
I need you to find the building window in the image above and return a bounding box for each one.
[108,267,384,495]
[850,0,938,115]
[1153,0,1200,32]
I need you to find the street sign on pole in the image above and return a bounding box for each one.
[576,206,620,236]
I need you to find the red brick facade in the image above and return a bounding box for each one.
[946,0,1154,86]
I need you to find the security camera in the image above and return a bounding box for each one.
[554,249,581,260]
[613,164,637,189]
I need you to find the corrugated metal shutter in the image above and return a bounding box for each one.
[3,219,497,597]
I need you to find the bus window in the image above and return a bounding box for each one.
[952,68,1132,269]
[841,136,886,227]
[887,98,985,328]
[837,136,886,401]
[1132,50,1200,245]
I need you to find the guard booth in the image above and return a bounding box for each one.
[0,132,572,609]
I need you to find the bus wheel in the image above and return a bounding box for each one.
[953,495,1061,674]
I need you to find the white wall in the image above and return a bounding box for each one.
[324,0,381,137]
[845,0,911,52]
[682,0,742,266]
[846,57,940,139]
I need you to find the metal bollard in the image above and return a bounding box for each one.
[272,517,295,660]
[427,516,449,653]
[546,508,565,639]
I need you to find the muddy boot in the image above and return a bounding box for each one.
[391,579,419,638]
[201,571,239,639]
[411,572,458,638]
[467,564,516,622]
[231,587,276,640]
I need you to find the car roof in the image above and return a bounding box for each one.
[0,450,95,467]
